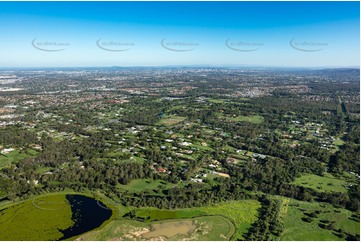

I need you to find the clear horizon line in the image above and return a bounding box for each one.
[0,65,359,70]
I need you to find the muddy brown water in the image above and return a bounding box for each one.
[142,220,196,239]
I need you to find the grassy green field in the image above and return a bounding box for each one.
[231,154,250,161]
[198,200,261,240]
[117,179,174,193]
[157,115,186,126]
[0,149,37,169]
[191,142,214,151]
[217,113,264,124]
[334,139,345,146]
[104,150,145,164]
[332,138,345,153]
[292,173,348,193]
[35,166,53,174]
[281,199,360,241]
[208,98,226,104]
[0,194,73,240]
[229,115,264,124]
[223,145,236,152]
[0,191,118,241]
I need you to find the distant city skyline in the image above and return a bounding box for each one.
[0,1,359,68]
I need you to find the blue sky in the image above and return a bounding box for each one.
[0,1,359,68]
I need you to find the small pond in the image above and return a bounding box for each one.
[59,194,112,240]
